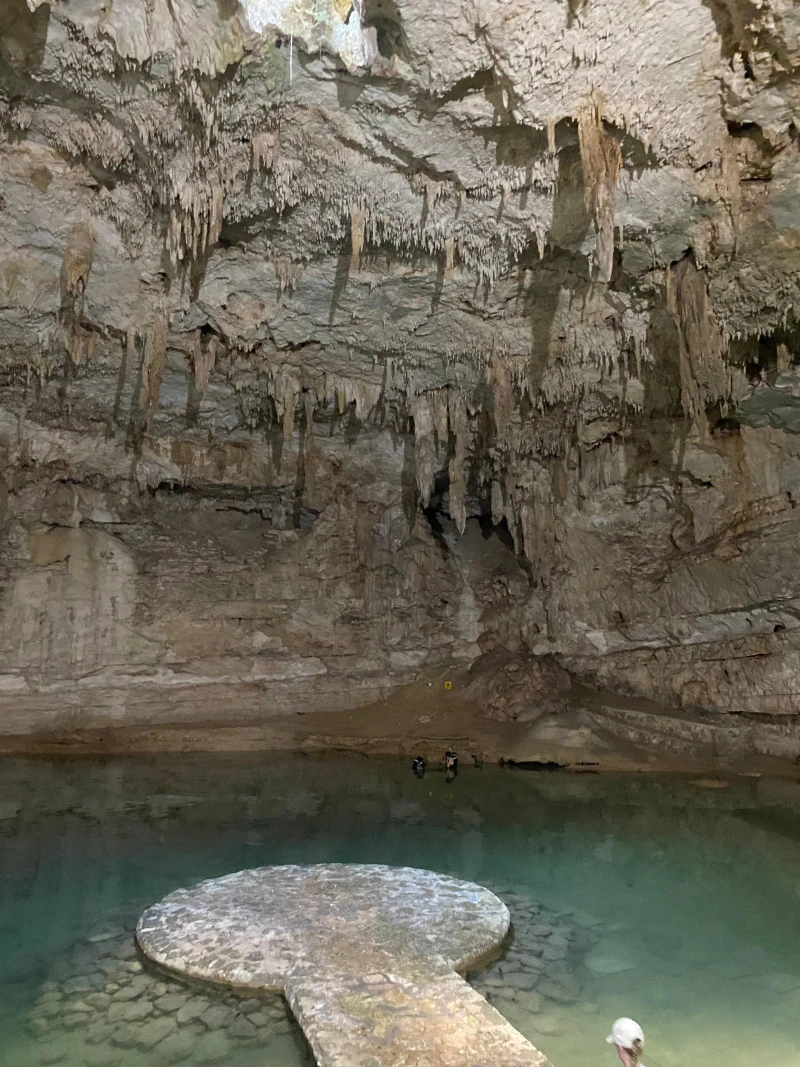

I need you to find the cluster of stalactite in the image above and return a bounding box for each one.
[228,259,769,566]
[229,351,577,560]
[244,99,560,285]
[124,61,556,286]
[103,227,759,521]
[39,40,764,559]
[53,38,744,312]
[166,183,225,267]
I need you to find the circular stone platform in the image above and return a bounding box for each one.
[137,865,552,1067]
[136,863,510,988]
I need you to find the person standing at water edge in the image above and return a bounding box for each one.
[607,1018,645,1067]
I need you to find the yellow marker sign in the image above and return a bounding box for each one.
[444,681,452,690]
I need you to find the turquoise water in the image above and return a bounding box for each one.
[3,755,800,1067]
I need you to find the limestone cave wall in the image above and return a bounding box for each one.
[2,0,800,737]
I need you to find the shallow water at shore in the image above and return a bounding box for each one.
[2,755,800,1067]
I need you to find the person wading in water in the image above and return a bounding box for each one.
[607,1018,645,1067]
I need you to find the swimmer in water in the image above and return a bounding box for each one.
[412,756,426,778]
[606,1018,645,1067]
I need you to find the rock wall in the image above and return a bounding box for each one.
[0,414,532,732]
[2,0,800,739]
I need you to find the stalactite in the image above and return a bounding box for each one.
[272,373,300,441]
[166,182,225,268]
[323,374,382,419]
[666,254,730,424]
[209,184,224,247]
[487,346,514,442]
[68,322,96,366]
[77,325,95,366]
[431,388,449,445]
[140,313,168,414]
[577,104,622,284]
[412,393,436,507]
[63,222,95,297]
[252,130,278,171]
[192,331,217,394]
[303,390,315,452]
[503,479,519,553]
[274,259,304,293]
[547,119,557,155]
[491,480,504,526]
[350,203,366,269]
[133,459,172,493]
[519,501,536,563]
[448,392,470,534]
[421,176,445,212]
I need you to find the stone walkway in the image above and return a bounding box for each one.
[136,864,553,1067]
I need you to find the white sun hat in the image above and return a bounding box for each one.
[606,1018,645,1049]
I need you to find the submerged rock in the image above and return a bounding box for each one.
[83,1047,120,1067]
[155,993,188,1014]
[153,1030,198,1065]
[113,975,152,1002]
[531,1015,564,1037]
[228,1014,259,1040]
[133,1016,178,1049]
[193,1031,231,1064]
[120,1000,153,1022]
[246,1011,272,1028]
[37,1043,68,1065]
[198,1003,234,1031]
[62,977,93,995]
[584,951,639,976]
[175,998,210,1025]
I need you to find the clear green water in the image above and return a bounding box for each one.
[3,754,800,1067]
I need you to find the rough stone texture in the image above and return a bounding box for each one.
[290,970,551,1067]
[2,0,800,742]
[136,864,512,987]
[137,864,551,1067]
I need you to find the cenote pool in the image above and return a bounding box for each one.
[2,754,800,1067]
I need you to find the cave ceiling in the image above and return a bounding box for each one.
[0,0,799,525]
